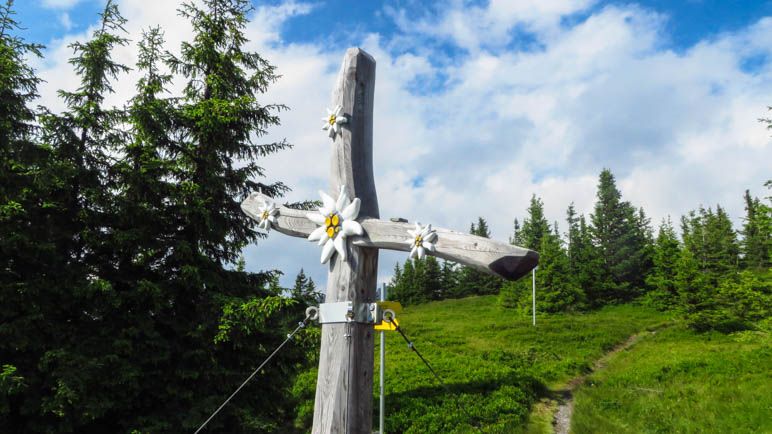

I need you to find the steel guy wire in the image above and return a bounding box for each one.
[193,314,310,434]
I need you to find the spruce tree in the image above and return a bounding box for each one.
[439,260,458,299]
[565,203,581,272]
[646,218,681,308]
[456,217,503,296]
[158,1,304,430]
[392,259,426,305]
[0,1,51,429]
[574,214,604,305]
[17,2,134,430]
[589,169,648,304]
[292,268,310,298]
[292,268,322,304]
[682,205,740,286]
[388,262,403,301]
[534,225,584,312]
[166,0,291,265]
[509,218,523,246]
[423,256,443,300]
[741,190,770,270]
[674,247,713,331]
[521,195,550,251]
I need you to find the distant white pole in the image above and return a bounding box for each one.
[379,283,386,433]
[532,268,536,326]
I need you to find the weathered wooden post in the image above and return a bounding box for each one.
[241,47,538,434]
[313,48,379,433]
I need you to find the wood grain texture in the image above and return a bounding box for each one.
[314,47,378,434]
[242,193,539,281]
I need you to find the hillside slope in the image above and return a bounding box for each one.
[293,296,669,432]
[293,296,769,433]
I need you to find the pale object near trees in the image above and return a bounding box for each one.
[241,47,539,434]
[255,196,279,232]
[306,186,363,263]
[406,222,437,259]
[322,104,347,138]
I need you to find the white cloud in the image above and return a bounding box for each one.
[58,12,73,30]
[31,0,772,291]
[42,0,83,9]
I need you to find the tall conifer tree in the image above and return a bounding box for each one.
[0,1,52,429]
[521,195,550,251]
[741,190,770,269]
[456,217,502,296]
[589,169,649,303]
[646,218,681,308]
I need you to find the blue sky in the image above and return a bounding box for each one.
[15,0,772,290]
[16,1,772,53]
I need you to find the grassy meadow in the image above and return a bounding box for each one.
[571,325,771,434]
[293,296,670,432]
[292,295,770,433]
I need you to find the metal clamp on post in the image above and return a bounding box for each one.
[317,301,381,324]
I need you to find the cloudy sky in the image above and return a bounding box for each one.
[14,0,772,290]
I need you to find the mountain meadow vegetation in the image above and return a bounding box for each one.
[1,0,770,432]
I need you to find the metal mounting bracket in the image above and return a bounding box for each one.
[318,301,381,324]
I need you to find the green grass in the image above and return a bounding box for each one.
[293,296,670,433]
[571,325,772,434]
[293,296,771,433]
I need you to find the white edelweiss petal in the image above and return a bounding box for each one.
[424,241,435,251]
[334,234,346,261]
[319,190,336,215]
[341,198,361,220]
[258,220,268,230]
[417,246,426,259]
[425,231,438,243]
[320,239,336,264]
[336,186,350,212]
[268,216,278,224]
[422,224,433,236]
[342,220,363,237]
[336,115,347,124]
[307,212,326,225]
[328,127,336,138]
[326,107,333,116]
[334,105,343,116]
[409,245,417,259]
[407,229,417,238]
[332,123,340,134]
[308,225,327,242]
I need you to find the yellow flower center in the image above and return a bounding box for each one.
[415,235,423,247]
[261,210,270,220]
[329,114,336,125]
[325,213,341,238]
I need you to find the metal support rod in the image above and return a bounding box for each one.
[532,268,536,326]
[379,282,386,434]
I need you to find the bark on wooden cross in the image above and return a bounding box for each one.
[241,48,538,434]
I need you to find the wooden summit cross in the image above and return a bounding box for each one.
[241,48,538,434]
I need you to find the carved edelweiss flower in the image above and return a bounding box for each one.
[307,186,363,263]
[406,222,437,260]
[256,197,279,232]
[321,105,347,138]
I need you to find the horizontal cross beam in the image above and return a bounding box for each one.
[242,192,538,281]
